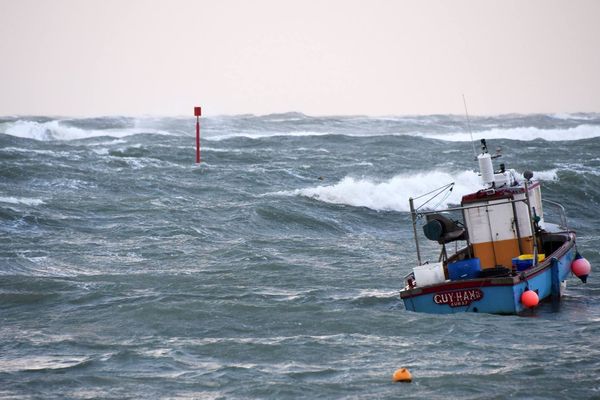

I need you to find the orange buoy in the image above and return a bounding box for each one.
[521,289,539,308]
[392,368,412,383]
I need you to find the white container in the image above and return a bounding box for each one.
[493,172,509,187]
[478,153,494,186]
[413,262,445,287]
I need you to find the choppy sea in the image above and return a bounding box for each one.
[1,112,599,399]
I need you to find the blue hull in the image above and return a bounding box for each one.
[401,237,576,314]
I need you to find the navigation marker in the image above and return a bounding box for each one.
[194,106,202,163]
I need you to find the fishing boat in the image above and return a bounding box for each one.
[400,139,591,314]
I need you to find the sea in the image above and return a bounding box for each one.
[1,113,599,399]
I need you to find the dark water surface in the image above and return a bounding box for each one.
[1,113,599,399]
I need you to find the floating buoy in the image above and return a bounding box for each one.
[521,290,539,308]
[392,368,412,383]
[571,254,591,283]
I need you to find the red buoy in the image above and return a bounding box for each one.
[571,255,591,283]
[521,290,539,308]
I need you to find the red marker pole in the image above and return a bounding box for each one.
[194,106,202,163]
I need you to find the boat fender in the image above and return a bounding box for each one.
[571,253,591,283]
[521,290,539,308]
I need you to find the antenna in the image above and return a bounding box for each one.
[462,94,477,158]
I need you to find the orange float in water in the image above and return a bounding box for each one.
[521,290,539,308]
[392,368,412,383]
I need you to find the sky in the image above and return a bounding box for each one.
[1,0,599,117]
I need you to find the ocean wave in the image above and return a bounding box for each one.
[550,113,598,121]
[208,130,333,141]
[275,169,561,212]
[1,146,57,155]
[0,196,44,206]
[275,170,480,211]
[533,169,559,181]
[0,355,91,372]
[5,116,600,143]
[423,124,600,142]
[554,163,600,177]
[208,125,600,142]
[0,119,173,141]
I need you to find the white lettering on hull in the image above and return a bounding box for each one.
[433,289,484,307]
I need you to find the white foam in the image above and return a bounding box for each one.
[91,148,110,155]
[0,356,89,372]
[555,163,600,177]
[276,170,482,212]
[208,124,600,142]
[423,124,600,142]
[208,130,332,141]
[1,120,173,141]
[89,139,127,146]
[533,169,559,181]
[0,196,44,206]
[275,168,563,211]
[1,146,56,155]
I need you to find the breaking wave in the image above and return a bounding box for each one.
[3,116,600,143]
[0,356,91,372]
[210,124,600,142]
[207,130,333,142]
[0,120,172,141]
[0,196,45,206]
[277,169,562,212]
[277,170,480,212]
[423,124,600,142]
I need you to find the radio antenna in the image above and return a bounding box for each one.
[462,94,477,158]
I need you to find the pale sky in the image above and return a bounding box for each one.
[1,0,599,117]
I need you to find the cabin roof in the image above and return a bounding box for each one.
[461,181,540,205]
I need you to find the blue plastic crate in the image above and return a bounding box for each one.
[512,254,545,271]
[448,258,481,280]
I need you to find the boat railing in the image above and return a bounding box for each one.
[409,195,570,268]
[542,199,569,230]
[410,197,531,266]
[414,197,528,217]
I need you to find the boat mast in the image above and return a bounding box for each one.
[510,200,524,254]
[523,174,539,266]
[409,197,422,265]
[462,94,477,159]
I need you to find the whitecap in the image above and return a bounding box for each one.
[208,130,332,141]
[0,356,90,372]
[0,196,44,206]
[273,170,482,212]
[1,119,174,141]
[550,113,597,121]
[272,168,562,212]
[422,124,600,142]
[533,169,559,181]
